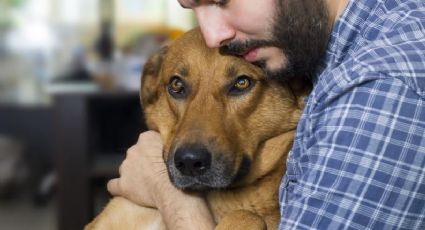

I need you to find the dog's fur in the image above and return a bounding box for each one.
[86,28,309,230]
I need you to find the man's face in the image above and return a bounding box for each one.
[178,0,330,80]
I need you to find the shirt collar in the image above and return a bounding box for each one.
[313,0,382,84]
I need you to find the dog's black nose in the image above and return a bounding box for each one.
[174,146,211,177]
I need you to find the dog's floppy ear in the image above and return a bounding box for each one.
[286,77,312,109]
[140,46,168,107]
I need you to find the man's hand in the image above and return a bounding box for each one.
[107,131,167,208]
[107,131,215,230]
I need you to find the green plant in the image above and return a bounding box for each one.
[0,0,25,30]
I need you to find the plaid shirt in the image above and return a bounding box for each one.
[279,0,425,229]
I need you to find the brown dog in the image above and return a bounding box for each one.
[86,28,308,230]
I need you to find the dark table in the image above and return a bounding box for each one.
[53,89,146,230]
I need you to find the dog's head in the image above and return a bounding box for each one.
[140,28,307,191]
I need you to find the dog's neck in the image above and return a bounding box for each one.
[206,130,296,225]
[236,130,296,186]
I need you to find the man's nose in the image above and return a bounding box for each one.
[195,7,235,48]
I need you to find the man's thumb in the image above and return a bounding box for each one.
[107,178,121,196]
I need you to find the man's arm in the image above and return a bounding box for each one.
[157,189,215,230]
[279,77,425,229]
[108,131,215,230]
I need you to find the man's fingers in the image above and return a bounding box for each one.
[107,178,121,196]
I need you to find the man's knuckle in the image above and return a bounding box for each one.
[126,146,137,157]
[138,132,149,141]
[118,164,123,175]
[139,131,158,142]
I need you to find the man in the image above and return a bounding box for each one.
[108,0,425,229]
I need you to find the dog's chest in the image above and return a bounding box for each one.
[206,175,281,223]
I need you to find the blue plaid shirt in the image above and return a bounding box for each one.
[279,0,425,229]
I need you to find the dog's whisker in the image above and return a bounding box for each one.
[146,154,163,157]
[155,170,169,176]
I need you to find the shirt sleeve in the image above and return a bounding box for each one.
[279,76,425,229]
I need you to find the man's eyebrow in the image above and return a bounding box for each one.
[179,0,200,9]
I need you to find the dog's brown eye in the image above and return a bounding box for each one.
[229,75,254,96]
[170,78,184,92]
[234,78,250,90]
[168,76,186,99]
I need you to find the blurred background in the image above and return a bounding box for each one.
[0,0,195,229]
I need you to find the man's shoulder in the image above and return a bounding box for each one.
[354,0,425,75]
[310,0,425,111]
[316,26,425,102]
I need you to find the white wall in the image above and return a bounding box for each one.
[165,0,196,30]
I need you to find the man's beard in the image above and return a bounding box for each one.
[220,0,330,82]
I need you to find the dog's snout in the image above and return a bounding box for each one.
[174,146,212,177]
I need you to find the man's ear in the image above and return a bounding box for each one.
[140,46,168,107]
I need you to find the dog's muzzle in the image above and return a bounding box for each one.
[167,144,235,190]
[174,145,212,177]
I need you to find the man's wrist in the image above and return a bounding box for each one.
[155,185,215,230]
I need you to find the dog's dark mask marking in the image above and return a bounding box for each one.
[232,155,252,184]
